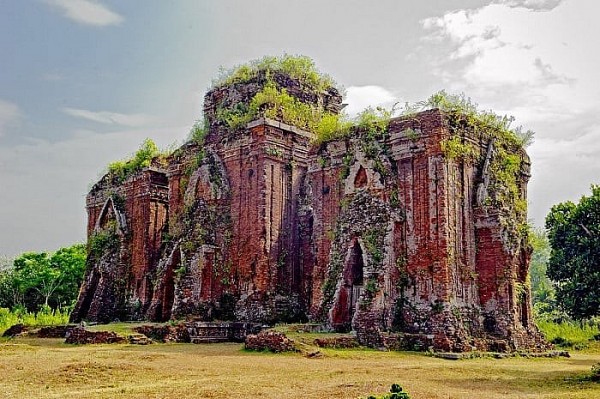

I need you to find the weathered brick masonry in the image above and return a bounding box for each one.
[72,69,547,352]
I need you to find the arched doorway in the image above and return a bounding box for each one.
[331,239,365,331]
[346,240,364,318]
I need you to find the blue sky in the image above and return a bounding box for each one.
[1,0,599,257]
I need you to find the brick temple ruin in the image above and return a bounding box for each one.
[71,61,548,352]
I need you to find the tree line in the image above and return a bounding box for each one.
[0,244,85,312]
[530,185,600,322]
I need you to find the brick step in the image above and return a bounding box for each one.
[128,333,153,345]
[190,336,230,344]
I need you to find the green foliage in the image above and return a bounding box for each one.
[321,250,344,311]
[189,119,208,145]
[545,185,600,319]
[441,136,478,162]
[106,138,164,182]
[431,300,444,314]
[47,244,87,308]
[212,54,337,92]
[211,56,397,146]
[211,55,358,145]
[315,113,352,143]
[355,107,392,160]
[365,278,378,295]
[363,228,385,267]
[357,106,391,137]
[365,383,411,399]
[536,319,600,349]
[339,153,353,180]
[88,223,119,260]
[216,81,343,136]
[0,307,18,333]
[0,244,85,313]
[404,128,420,141]
[313,106,392,146]
[529,228,555,306]
[216,102,254,130]
[415,90,534,147]
[0,306,70,335]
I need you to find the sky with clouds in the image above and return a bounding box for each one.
[1,0,599,257]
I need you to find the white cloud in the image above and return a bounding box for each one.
[421,0,600,129]
[44,0,124,27]
[421,0,600,226]
[495,0,565,11]
[0,99,21,137]
[344,86,398,117]
[63,107,155,127]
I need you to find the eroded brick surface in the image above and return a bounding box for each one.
[71,72,548,352]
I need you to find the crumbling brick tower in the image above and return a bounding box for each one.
[72,59,547,352]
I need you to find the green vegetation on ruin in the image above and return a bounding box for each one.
[105,138,169,183]
[211,55,356,143]
[410,90,535,251]
[88,222,119,260]
[212,54,338,92]
[216,81,332,132]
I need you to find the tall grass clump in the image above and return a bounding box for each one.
[537,319,600,349]
[0,307,19,334]
[0,306,70,335]
[212,54,338,92]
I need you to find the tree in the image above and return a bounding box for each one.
[0,267,23,309]
[49,244,86,307]
[545,185,600,319]
[1,244,86,311]
[529,229,554,304]
[13,252,51,309]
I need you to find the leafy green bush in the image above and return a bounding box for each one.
[88,223,119,260]
[365,384,411,399]
[442,136,478,162]
[107,138,166,182]
[189,119,208,145]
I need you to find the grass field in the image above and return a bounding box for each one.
[1,333,598,399]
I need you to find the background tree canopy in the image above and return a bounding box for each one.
[546,185,600,320]
[0,243,86,312]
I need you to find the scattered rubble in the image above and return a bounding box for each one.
[65,327,125,344]
[245,331,297,352]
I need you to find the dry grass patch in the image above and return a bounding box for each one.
[0,337,598,399]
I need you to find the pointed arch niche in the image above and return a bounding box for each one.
[94,196,127,235]
[330,238,366,332]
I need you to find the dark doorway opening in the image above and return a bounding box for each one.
[331,239,365,332]
[346,240,364,319]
